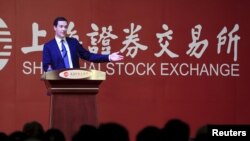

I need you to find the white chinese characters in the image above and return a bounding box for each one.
[21,22,46,54]
[155,24,178,58]
[217,24,240,62]
[186,24,208,58]
[20,22,240,61]
[120,23,148,58]
[87,23,118,55]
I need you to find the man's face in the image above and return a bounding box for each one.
[54,20,68,39]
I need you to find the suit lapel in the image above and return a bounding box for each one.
[66,37,74,59]
[52,39,64,60]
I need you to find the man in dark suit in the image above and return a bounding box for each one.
[42,17,123,72]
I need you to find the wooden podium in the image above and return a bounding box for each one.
[41,69,105,141]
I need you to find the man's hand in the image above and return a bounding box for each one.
[109,51,124,61]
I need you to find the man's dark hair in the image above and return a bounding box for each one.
[53,17,68,27]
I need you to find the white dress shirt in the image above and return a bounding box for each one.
[55,36,73,68]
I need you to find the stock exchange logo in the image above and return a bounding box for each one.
[0,18,12,71]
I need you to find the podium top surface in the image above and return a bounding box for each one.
[41,69,106,80]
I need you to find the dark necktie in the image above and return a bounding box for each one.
[61,40,70,68]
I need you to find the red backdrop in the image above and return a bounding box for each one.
[1,0,250,140]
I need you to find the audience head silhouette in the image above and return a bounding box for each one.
[9,131,28,141]
[72,124,98,141]
[136,126,161,141]
[98,122,129,141]
[194,125,209,141]
[161,119,190,141]
[42,128,65,141]
[0,132,8,141]
[22,121,44,140]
